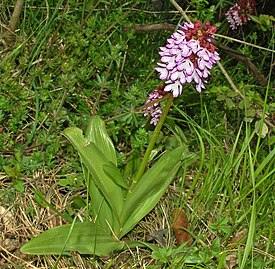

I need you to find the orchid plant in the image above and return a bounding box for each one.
[20,21,219,256]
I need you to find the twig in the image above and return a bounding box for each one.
[5,0,25,43]
[218,43,268,86]
[0,245,36,268]
[169,0,191,23]
[216,61,244,98]
[130,23,175,32]
[8,0,25,32]
[215,33,275,53]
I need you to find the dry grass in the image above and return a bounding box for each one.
[1,155,274,268]
[0,169,181,268]
[0,168,92,268]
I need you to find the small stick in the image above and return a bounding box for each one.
[8,0,25,32]
[131,23,175,32]
[216,61,244,98]
[215,33,275,53]
[218,43,267,86]
[169,0,191,23]
[4,0,25,44]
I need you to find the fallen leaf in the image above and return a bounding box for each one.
[173,208,192,246]
[226,229,248,269]
[228,229,248,245]
[226,253,238,269]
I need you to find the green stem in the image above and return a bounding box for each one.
[129,93,174,192]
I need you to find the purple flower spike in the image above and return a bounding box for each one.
[144,21,220,125]
[143,86,168,125]
[155,21,220,97]
[226,0,255,30]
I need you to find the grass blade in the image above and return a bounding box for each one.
[239,146,256,269]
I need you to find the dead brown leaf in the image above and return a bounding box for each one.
[228,229,248,245]
[173,208,192,246]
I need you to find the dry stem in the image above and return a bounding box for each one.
[3,0,25,44]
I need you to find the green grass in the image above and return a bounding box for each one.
[171,108,275,268]
[0,0,274,268]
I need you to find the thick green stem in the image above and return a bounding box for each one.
[129,93,174,192]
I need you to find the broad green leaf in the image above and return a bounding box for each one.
[63,126,124,233]
[85,116,116,164]
[13,179,25,193]
[120,146,190,236]
[20,222,124,256]
[123,150,142,179]
[82,165,114,232]
[83,116,118,232]
[103,161,128,189]
[121,180,179,237]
